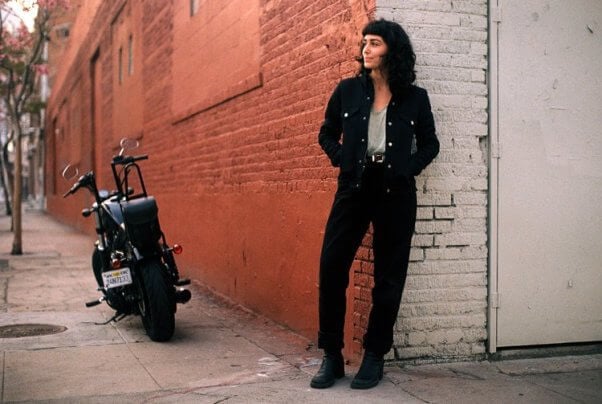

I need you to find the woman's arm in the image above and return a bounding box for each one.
[318,82,343,167]
[409,88,439,176]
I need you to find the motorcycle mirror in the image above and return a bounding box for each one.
[118,138,140,156]
[61,164,79,180]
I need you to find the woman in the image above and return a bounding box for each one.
[312,19,439,389]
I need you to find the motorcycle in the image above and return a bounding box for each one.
[62,138,191,341]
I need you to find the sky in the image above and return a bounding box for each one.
[3,0,38,31]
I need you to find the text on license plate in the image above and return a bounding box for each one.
[102,268,132,289]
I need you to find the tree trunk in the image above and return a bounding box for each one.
[0,154,12,215]
[1,143,13,215]
[11,127,23,255]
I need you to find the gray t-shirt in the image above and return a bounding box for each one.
[367,106,387,156]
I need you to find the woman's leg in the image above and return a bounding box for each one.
[318,192,370,352]
[363,189,417,356]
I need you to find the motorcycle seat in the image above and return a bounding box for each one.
[121,197,158,225]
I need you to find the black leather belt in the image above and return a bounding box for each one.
[366,153,385,163]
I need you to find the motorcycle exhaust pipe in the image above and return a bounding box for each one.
[175,288,191,304]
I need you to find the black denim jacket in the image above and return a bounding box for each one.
[318,74,440,194]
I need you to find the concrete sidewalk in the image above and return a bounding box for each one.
[1,207,601,403]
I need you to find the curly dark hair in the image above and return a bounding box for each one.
[357,19,417,96]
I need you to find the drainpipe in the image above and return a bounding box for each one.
[487,0,501,354]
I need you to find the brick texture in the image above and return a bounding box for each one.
[356,0,489,361]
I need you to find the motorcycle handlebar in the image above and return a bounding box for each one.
[63,186,76,198]
[112,154,148,165]
[63,177,83,197]
[63,172,93,198]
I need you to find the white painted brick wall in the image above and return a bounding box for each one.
[376,0,489,361]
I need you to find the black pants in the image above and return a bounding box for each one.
[318,165,416,356]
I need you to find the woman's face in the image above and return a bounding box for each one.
[362,34,388,71]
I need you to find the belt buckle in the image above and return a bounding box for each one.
[368,153,385,163]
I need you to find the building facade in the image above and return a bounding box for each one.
[45,0,601,361]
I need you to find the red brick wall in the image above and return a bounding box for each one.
[46,0,376,357]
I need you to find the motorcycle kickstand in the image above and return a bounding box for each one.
[95,312,128,325]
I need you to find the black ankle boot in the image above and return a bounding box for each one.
[350,351,384,389]
[310,351,345,388]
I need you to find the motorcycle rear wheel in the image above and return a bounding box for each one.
[137,258,175,342]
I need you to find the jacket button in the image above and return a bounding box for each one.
[392,101,396,106]
[344,112,349,118]
[386,188,391,193]
[387,122,392,126]
[362,116,366,120]
[361,138,365,142]
[411,120,415,125]
[387,164,392,169]
[358,159,362,163]
[388,142,393,147]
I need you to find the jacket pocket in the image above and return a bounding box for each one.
[341,106,361,124]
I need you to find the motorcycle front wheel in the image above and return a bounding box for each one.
[137,258,175,342]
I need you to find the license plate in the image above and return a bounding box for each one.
[102,268,132,289]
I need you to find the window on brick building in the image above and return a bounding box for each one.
[55,27,69,39]
[118,47,123,84]
[190,0,199,16]
[54,23,70,41]
[128,35,134,76]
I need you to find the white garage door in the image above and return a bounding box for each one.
[495,0,602,347]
